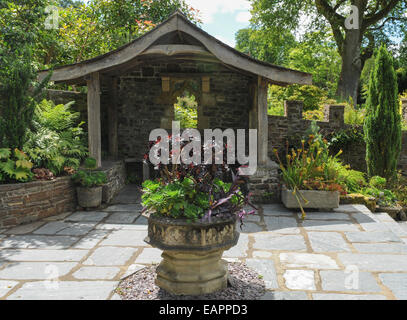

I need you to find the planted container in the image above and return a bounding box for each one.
[71,157,107,209]
[77,186,103,208]
[281,186,340,209]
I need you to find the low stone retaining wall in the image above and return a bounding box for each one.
[0,161,127,228]
[0,177,76,228]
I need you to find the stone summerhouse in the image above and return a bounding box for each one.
[39,10,312,201]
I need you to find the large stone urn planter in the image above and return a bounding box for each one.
[144,214,239,296]
[281,186,340,210]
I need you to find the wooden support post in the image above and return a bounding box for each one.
[257,76,269,166]
[87,72,102,168]
[143,162,150,182]
[107,77,118,159]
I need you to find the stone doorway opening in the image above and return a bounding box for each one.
[174,91,198,129]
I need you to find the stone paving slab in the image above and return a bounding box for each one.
[308,232,351,253]
[223,234,249,258]
[65,211,109,223]
[72,230,110,249]
[0,262,77,280]
[338,253,407,272]
[283,270,316,290]
[105,212,140,224]
[378,273,407,300]
[134,248,162,264]
[0,235,79,249]
[99,230,148,247]
[253,233,307,251]
[261,204,294,216]
[244,214,261,223]
[34,221,98,236]
[7,281,118,300]
[344,231,401,243]
[263,216,300,234]
[73,267,121,280]
[103,204,142,212]
[252,251,273,259]
[335,204,369,213]
[0,249,88,262]
[121,264,145,280]
[280,253,340,269]
[95,223,147,231]
[312,293,387,300]
[319,270,381,293]
[298,212,351,221]
[353,243,407,254]
[5,221,45,235]
[301,220,360,232]
[0,280,19,298]
[84,246,138,266]
[245,259,278,290]
[240,222,264,233]
[261,291,309,300]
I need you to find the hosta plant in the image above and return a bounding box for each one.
[142,135,256,224]
[0,148,33,183]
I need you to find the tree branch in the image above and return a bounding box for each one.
[362,0,401,29]
[315,0,346,53]
[367,15,407,31]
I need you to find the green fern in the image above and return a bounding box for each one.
[23,100,88,175]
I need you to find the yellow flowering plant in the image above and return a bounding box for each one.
[275,121,345,218]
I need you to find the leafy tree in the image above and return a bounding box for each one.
[287,30,341,97]
[42,0,201,67]
[364,45,401,180]
[235,28,296,65]
[250,0,407,103]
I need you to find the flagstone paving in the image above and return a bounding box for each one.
[1,202,407,300]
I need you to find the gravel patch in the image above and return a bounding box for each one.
[116,262,266,300]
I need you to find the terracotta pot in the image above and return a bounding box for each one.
[145,214,239,296]
[76,186,103,208]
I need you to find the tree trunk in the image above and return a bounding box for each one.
[336,29,363,104]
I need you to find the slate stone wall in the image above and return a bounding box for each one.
[268,101,407,174]
[0,177,76,228]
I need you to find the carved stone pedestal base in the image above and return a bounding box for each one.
[145,214,239,296]
[156,250,228,295]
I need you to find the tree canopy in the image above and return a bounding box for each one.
[247,0,407,102]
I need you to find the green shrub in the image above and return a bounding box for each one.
[268,84,333,116]
[71,157,107,188]
[0,148,33,183]
[329,127,364,154]
[344,100,366,126]
[364,45,402,180]
[369,176,387,189]
[337,168,367,193]
[0,48,49,149]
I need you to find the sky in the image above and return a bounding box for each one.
[185,0,252,48]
